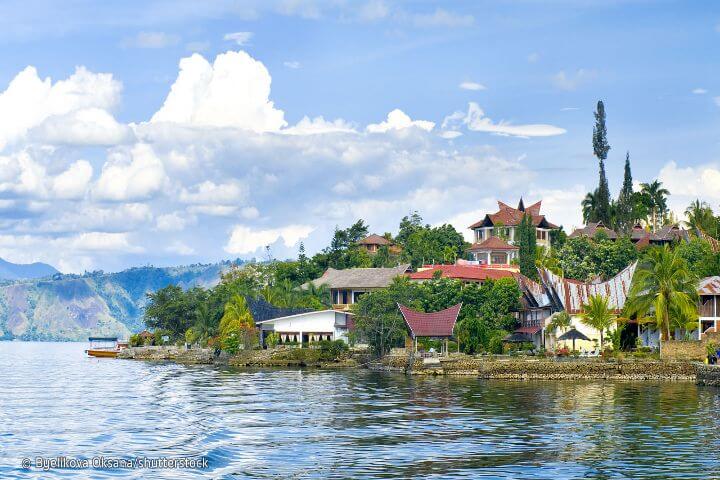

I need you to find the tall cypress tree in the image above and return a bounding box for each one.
[517,214,537,280]
[592,100,611,225]
[616,151,634,233]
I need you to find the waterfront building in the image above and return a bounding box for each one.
[257,310,353,345]
[698,277,720,340]
[468,199,558,259]
[398,303,462,356]
[302,264,411,311]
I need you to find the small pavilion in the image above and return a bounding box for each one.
[398,303,462,356]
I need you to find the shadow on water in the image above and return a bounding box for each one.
[2,343,720,479]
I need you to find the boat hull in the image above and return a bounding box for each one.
[85,349,119,358]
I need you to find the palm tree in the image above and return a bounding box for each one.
[625,245,698,342]
[548,311,572,335]
[685,199,717,237]
[193,302,216,341]
[305,282,332,308]
[640,180,670,232]
[579,294,617,349]
[582,189,599,223]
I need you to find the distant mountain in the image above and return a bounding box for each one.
[0,261,232,341]
[0,258,59,280]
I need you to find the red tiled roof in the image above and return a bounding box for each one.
[358,234,393,246]
[398,303,462,337]
[468,199,557,229]
[469,236,519,251]
[406,264,514,282]
[699,277,720,295]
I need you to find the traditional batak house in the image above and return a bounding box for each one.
[468,199,558,264]
[538,262,637,352]
[569,222,689,247]
[698,277,720,340]
[511,273,554,348]
[398,303,462,356]
[302,264,411,311]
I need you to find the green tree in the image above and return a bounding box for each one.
[548,311,572,336]
[640,180,670,232]
[685,199,719,238]
[517,214,538,280]
[219,294,256,351]
[625,245,699,341]
[592,100,612,225]
[582,189,599,224]
[616,151,634,233]
[396,211,424,246]
[144,285,206,340]
[579,294,617,349]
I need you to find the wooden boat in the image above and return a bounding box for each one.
[85,336,125,358]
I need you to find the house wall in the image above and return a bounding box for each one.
[548,315,612,352]
[260,310,350,343]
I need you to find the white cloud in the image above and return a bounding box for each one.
[332,181,356,195]
[693,88,708,95]
[440,130,463,139]
[123,32,180,48]
[367,109,434,133]
[714,96,720,107]
[166,240,195,256]
[156,211,196,231]
[225,224,314,254]
[179,180,246,205]
[358,0,389,21]
[412,9,474,27]
[283,60,301,69]
[151,51,286,132]
[241,206,260,219]
[443,102,566,138]
[551,69,597,91]
[52,160,93,199]
[32,107,132,146]
[0,65,121,150]
[283,116,356,135]
[459,81,485,91]
[67,232,143,253]
[94,144,168,201]
[527,52,540,63]
[223,32,253,46]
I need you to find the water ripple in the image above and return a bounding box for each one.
[1,342,720,479]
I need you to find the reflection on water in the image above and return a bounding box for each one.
[2,342,720,479]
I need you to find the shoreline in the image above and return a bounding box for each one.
[117,346,720,383]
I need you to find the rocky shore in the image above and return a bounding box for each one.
[118,346,720,383]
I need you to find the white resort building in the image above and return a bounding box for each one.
[258,310,353,346]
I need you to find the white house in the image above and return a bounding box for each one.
[257,310,353,346]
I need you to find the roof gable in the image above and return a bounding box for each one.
[304,264,411,289]
[398,303,462,337]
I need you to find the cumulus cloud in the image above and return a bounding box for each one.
[225,224,314,254]
[151,51,286,132]
[52,160,93,199]
[94,144,168,201]
[443,102,566,138]
[156,211,196,232]
[224,32,253,45]
[283,116,356,135]
[0,65,121,150]
[367,109,434,133]
[179,180,247,210]
[459,81,485,91]
[32,108,133,146]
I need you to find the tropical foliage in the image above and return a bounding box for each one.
[625,245,699,341]
[579,294,618,349]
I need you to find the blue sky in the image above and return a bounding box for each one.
[0,0,717,273]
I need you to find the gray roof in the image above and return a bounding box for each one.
[303,264,410,289]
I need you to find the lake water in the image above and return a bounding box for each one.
[2,342,720,479]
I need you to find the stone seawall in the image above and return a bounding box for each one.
[118,346,216,363]
[696,365,720,386]
[381,355,698,380]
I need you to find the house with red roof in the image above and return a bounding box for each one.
[406,263,516,283]
[468,198,558,264]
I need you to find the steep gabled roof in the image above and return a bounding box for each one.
[303,264,410,289]
[699,277,720,296]
[469,199,557,229]
[398,303,462,337]
[654,224,690,242]
[469,236,519,251]
[538,262,637,314]
[569,222,618,239]
[358,234,393,246]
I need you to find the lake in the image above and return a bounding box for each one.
[1,342,720,479]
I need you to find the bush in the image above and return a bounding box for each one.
[315,340,349,361]
[266,332,280,348]
[129,334,142,347]
[487,332,506,355]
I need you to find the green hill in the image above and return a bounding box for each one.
[0,262,228,341]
